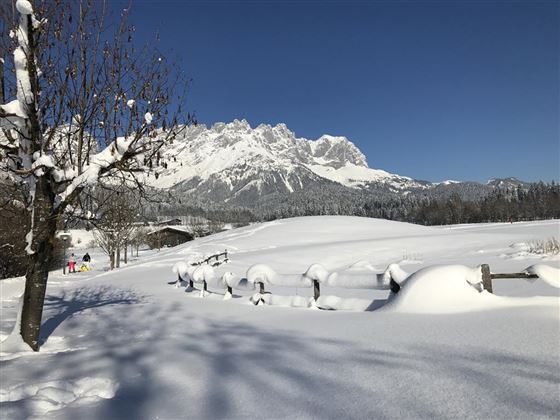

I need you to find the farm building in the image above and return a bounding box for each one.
[147,226,194,249]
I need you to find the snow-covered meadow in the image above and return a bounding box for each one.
[1,216,559,419]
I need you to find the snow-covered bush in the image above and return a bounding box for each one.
[527,238,560,256]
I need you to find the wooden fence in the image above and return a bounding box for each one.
[480,264,538,293]
[179,250,229,291]
[192,250,229,267]
[177,260,544,309]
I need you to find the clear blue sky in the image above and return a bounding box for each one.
[122,0,558,183]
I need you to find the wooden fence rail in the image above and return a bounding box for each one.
[192,250,229,266]
[177,261,544,308]
[177,250,229,288]
[480,264,539,293]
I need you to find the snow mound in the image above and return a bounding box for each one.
[525,264,560,288]
[172,261,189,278]
[383,265,491,314]
[247,264,311,287]
[261,294,311,308]
[315,296,374,311]
[302,263,329,283]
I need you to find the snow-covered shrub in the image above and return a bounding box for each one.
[527,238,560,256]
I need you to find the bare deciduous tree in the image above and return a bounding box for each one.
[92,189,139,269]
[0,0,192,350]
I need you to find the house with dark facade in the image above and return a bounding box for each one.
[147,226,194,249]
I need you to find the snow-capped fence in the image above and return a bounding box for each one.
[192,250,229,267]
[172,250,229,294]
[480,264,539,293]
[173,260,408,310]
[172,259,558,311]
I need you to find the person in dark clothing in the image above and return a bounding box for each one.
[81,252,92,271]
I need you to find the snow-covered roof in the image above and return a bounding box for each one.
[147,226,193,236]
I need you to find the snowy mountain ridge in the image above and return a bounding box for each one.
[146,119,424,201]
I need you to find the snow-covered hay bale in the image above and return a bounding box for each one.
[383,265,490,314]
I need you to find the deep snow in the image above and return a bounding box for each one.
[1,217,559,419]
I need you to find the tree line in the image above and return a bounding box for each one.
[158,181,560,226]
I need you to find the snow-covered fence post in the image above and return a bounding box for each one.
[481,264,493,293]
[258,282,265,294]
[302,264,329,304]
[313,280,320,301]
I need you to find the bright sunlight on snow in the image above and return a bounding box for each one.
[1,217,559,419]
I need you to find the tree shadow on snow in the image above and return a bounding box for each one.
[39,286,140,346]
[14,293,557,420]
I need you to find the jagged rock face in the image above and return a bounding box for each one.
[143,119,528,206]
[145,119,425,203]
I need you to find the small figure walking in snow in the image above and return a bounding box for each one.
[68,253,76,273]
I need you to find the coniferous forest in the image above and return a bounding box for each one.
[157,181,560,226]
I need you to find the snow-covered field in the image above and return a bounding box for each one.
[1,216,559,419]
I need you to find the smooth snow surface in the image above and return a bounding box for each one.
[1,217,559,419]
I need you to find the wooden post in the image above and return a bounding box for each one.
[389,277,401,294]
[481,264,492,293]
[259,282,265,294]
[189,279,194,289]
[490,273,538,280]
[227,285,233,295]
[203,280,208,293]
[313,280,320,301]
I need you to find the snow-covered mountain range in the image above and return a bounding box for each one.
[143,119,529,207]
[146,119,427,202]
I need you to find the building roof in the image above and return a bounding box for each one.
[147,226,194,236]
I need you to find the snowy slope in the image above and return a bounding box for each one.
[1,217,559,419]
[144,120,425,197]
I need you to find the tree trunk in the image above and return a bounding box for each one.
[0,57,4,103]
[20,177,58,351]
[116,246,120,268]
[110,247,115,270]
[123,243,127,264]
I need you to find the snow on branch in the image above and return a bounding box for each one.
[54,134,143,209]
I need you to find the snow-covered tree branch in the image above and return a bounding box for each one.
[0,0,193,351]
